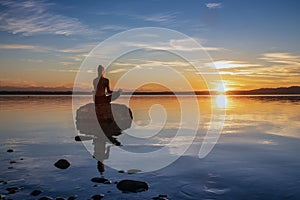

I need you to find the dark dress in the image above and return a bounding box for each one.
[93,77,112,104]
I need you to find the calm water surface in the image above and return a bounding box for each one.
[0,95,300,199]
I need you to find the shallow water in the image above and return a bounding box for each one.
[0,95,300,199]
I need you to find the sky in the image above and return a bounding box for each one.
[0,0,300,91]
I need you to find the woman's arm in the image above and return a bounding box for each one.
[105,79,113,94]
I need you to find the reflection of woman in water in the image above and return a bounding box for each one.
[93,65,120,104]
[93,137,111,175]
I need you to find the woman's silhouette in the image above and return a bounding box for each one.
[93,65,120,104]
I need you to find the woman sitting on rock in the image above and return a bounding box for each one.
[93,65,121,104]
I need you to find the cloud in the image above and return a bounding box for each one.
[206,3,222,9]
[96,11,176,23]
[48,69,79,73]
[0,0,91,36]
[260,52,300,65]
[99,25,129,31]
[0,44,35,50]
[142,13,176,22]
[207,60,262,69]
[0,43,51,52]
[121,38,223,52]
[107,68,128,74]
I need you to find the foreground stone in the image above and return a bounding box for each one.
[30,189,42,196]
[38,196,53,200]
[152,194,169,200]
[91,177,110,183]
[117,179,149,193]
[91,194,104,200]
[54,159,70,169]
[6,187,19,194]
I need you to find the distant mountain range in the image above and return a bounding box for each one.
[0,86,299,95]
[226,86,300,95]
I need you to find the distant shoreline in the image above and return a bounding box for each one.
[1,91,300,96]
[1,86,300,95]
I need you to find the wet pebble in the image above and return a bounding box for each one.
[0,194,5,199]
[152,194,169,200]
[38,196,53,200]
[67,195,78,200]
[7,149,13,153]
[116,179,149,193]
[30,189,42,196]
[9,161,16,164]
[54,159,70,169]
[7,167,13,169]
[1,181,7,185]
[91,177,109,183]
[127,169,141,174]
[91,194,104,200]
[55,197,65,200]
[118,170,125,173]
[6,187,19,194]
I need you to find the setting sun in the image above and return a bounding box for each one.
[215,83,227,93]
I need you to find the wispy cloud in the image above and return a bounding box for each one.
[207,60,262,70]
[142,13,176,22]
[0,44,36,50]
[260,52,300,65]
[0,0,91,36]
[206,3,222,9]
[121,38,224,52]
[96,11,176,23]
[99,25,129,31]
[0,43,50,52]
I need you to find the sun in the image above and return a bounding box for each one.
[215,83,227,93]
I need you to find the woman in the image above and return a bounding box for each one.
[93,65,121,104]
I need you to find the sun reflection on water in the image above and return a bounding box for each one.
[215,94,227,109]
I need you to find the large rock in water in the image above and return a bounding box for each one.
[116,180,149,193]
[76,103,132,138]
[54,159,70,169]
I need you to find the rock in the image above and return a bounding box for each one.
[152,194,169,200]
[91,177,109,183]
[8,167,13,169]
[38,197,53,200]
[116,180,149,193]
[76,103,133,138]
[55,197,65,200]
[118,170,125,173]
[127,169,142,174]
[103,180,112,184]
[0,194,5,199]
[54,159,70,169]
[20,158,24,160]
[91,194,104,200]
[9,161,16,164]
[7,149,13,153]
[74,135,93,141]
[30,189,42,196]
[6,187,18,194]
[67,195,77,200]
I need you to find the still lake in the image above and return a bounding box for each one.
[1,95,300,199]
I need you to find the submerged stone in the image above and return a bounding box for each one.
[91,194,104,200]
[116,179,149,193]
[54,159,70,169]
[30,189,42,196]
[91,177,109,183]
[38,197,53,200]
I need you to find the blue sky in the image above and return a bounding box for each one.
[0,0,300,90]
